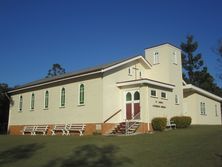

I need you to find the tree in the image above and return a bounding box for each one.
[0,83,11,133]
[193,67,222,96]
[181,35,222,97]
[46,63,66,78]
[215,39,222,80]
[180,35,204,84]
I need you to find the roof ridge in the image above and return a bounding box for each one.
[9,54,144,93]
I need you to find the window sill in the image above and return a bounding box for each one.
[59,106,65,109]
[200,114,207,116]
[151,96,158,98]
[173,63,178,65]
[161,97,168,100]
[78,104,85,107]
[175,103,180,105]
[43,108,49,110]
[30,109,34,111]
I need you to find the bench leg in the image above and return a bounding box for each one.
[51,130,55,136]
[79,130,83,136]
[66,131,70,136]
[62,130,66,135]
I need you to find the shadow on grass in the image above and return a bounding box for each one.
[215,153,222,160]
[0,143,44,165]
[43,144,132,167]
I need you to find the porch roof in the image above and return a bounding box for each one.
[183,84,222,102]
[116,79,175,89]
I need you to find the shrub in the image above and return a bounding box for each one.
[170,116,192,128]
[152,117,167,131]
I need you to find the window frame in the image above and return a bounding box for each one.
[78,84,85,105]
[175,94,179,105]
[19,95,23,112]
[200,102,206,115]
[161,92,167,99]
[44,90,49,109]
[150,90,157,98]
[215,104,218,117]
[139,71,142,78]
[173,51,178,65]
[60,87,66,107]
[30,93,35,110]
[134,91,140,101]
[126,92,132,102]
[128,67,132,76]
[153,51,159,65]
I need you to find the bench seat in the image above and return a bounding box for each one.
[33,125,48,135]
[21,125,36,135]
[66,124,86,136]
[51,124,67,135]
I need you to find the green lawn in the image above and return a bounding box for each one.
[0,126,221,167]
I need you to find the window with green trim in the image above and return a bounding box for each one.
[215,104,218,117]
[45,91,49,109]
[200,102,206,115]
[134,91,140,100]
[79,84,84,105]
[19,95,23,111]
[61,88,65,107]
[126,92,132,101]
[31,93,35,110]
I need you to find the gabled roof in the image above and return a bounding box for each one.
[9,55,151,93]
[183,84,222,102]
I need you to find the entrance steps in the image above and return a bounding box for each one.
[110,121,140,135]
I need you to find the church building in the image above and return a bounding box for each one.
[8,43,222,135]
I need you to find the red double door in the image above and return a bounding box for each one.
[125,91,140,120]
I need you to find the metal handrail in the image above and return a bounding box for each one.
[125,112,141,135]
[132,112,140,120]
[103,109,121,123]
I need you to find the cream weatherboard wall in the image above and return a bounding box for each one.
[102,59,150,123]
[8,43,222,135]
[183,92,221,125]
[147,86,183,123]
[145,44,184,120]
[9,77,103,126]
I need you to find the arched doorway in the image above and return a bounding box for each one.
[125,91,140,120]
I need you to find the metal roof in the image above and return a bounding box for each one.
[9,55,147,93]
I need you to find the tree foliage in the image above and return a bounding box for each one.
[180,35,204,83]
[216,39,222,80]
[0,83,11,133]
[181,35,222,97]
[46,63,66,78]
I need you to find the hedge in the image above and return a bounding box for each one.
[152,117,167,131]
[170,116,192,128]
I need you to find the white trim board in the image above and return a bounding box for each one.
[117,79,175,90]
[183,84,222,102]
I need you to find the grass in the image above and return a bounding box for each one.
[0,126,222,167]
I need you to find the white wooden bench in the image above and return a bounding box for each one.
[33,125,48,135]
[66,124,86,136]
[21,125,36,135]
[51,124,67,135]
[167,120,176,129]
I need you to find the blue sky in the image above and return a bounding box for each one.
[0,0,222,87]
